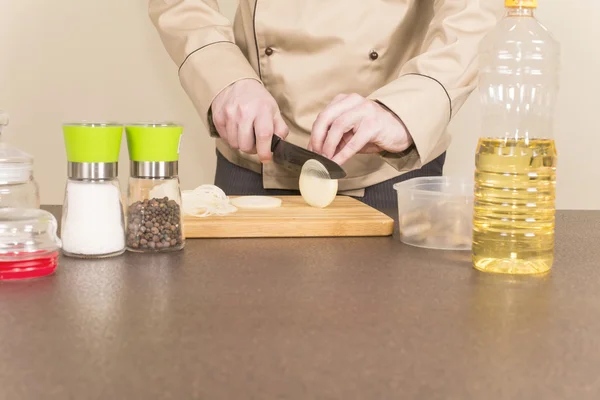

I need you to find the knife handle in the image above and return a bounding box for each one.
[270,135,282,152]
[251,130,282,153]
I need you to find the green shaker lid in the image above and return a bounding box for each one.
[125,123,183,162]
[63,122,123,163]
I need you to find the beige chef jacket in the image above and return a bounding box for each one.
[149,0,502,195]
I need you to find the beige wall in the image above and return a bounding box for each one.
[0,0,596,209]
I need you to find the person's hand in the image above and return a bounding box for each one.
[211,79,289,162]
[309,93,413,165]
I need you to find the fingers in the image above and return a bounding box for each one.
[225,116,238,150]
[321,107,366,159]
[237,117,256,153]
[211,111,227,139]
[210,80,282,161]
[254,112,275,162]
[273,112,289,140]
[222,108,285,160]
[310,93,365,155]
[334,131,353,156]
[331,124,372,166]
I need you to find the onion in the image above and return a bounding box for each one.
[182,184,237,217]
[230,196,282,209]
[299,159,338,208]
[191,184,227,198]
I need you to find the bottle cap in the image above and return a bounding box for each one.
[63,122,123,163]
[505,0,537,8]
[0,110,34,183]
[125,122,183,162]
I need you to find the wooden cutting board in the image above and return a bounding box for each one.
[183,196,394,238]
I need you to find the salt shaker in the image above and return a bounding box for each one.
[61,122,126,258]
[0,110,40,208]
[125,123,184,252]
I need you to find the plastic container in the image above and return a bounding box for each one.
[60,122,126,258]
[0,208,62,280]
[0,110,40,208]
[394,177,473,250]
[473,0,560,274]
[125,122,184,253]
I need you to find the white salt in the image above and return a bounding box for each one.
[61,181,125,256]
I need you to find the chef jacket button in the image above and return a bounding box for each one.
[369,50,379,60]
[265,47,274,56]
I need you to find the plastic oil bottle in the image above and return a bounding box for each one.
[472,0,560,274]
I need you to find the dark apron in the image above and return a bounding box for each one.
[214,150,446,211]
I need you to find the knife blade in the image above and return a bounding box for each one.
[270,135,347,179]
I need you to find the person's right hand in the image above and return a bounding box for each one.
[211,79,289,163]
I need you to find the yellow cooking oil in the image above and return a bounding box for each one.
[474,0,560,274]
[472,138,557,274]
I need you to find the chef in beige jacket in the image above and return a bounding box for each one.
[149,0,501,210]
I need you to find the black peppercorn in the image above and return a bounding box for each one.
[126,196,183,251]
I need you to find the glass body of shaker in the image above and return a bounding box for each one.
[61,162,126,258]
[126,165,184,252]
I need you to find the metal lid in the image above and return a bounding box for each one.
[130,161,178,178]
[67,162,118,180]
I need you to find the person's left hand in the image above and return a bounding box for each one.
[309,93,413,165]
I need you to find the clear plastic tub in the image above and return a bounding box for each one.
[393,177,474,250]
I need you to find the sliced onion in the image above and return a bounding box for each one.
[192,184,227,198]
[230,196,282,209]
[299,159,338,208]
[182,184,237,217]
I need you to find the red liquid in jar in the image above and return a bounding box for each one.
[0,251,58,280]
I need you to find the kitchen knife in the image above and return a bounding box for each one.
[270,135,347,179]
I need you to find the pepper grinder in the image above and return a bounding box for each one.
[124,122,184,252]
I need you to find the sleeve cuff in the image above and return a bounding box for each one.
[178,41,262,136]
[368,73,451,170]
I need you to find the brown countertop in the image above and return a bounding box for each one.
[1,206,599,399]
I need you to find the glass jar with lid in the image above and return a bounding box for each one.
[0,208,61,280]
[61,122,126,258]
[0,110,40,208]
[125,122,184,252]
